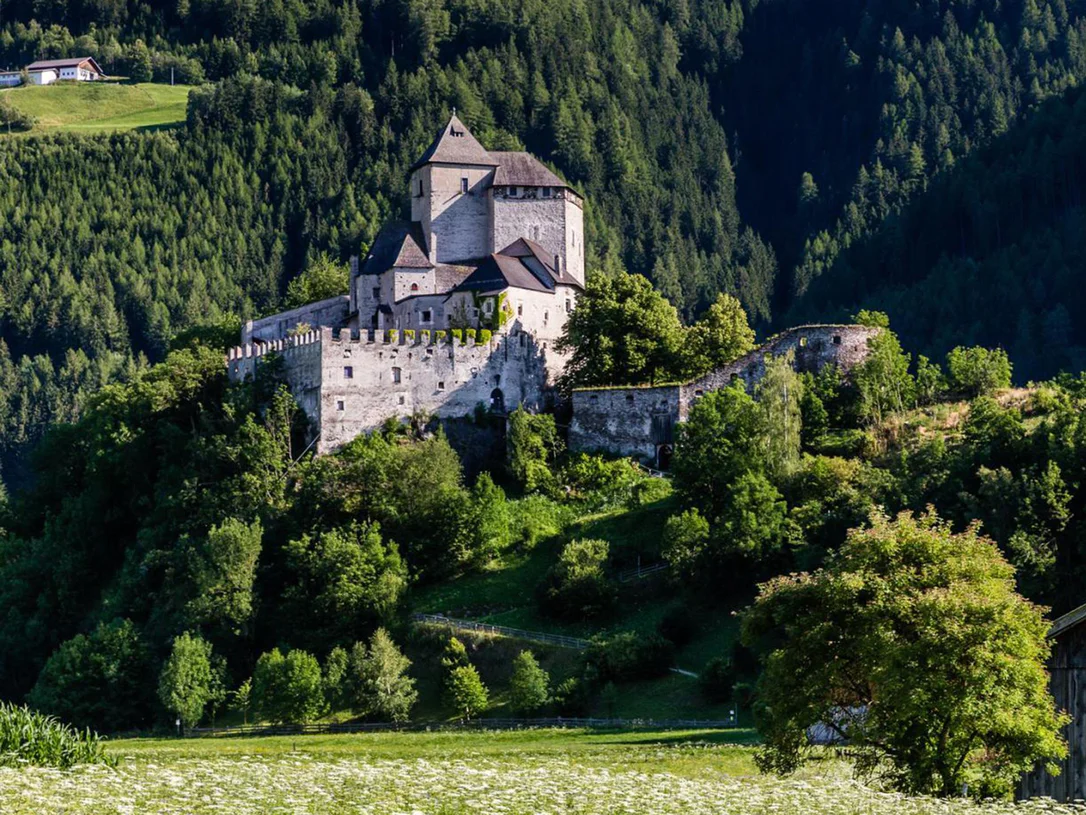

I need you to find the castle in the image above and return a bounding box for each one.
[228,115,584,452]
[227,117,877,459]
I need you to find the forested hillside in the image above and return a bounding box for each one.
[4,0,1086,487]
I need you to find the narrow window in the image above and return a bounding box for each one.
[461,177,469,193]
[483,299,494,315]
[422,310,432,323]
[392,367,402,384]
[543,309,549,324]
[511,186,519,196]
[343,366,353,379]
[337,400,345,411]
[372,287,380,299]
[565,299,572,312]
[517,302,523,316]
[543,187,553,198]
[438,381,445,390]
[626,394,634,403]
[833,335,842,345]
[399,396,405,405]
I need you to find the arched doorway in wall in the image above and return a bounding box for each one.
[490,388,505,413]
[656,444,673,471]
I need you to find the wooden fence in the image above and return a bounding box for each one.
[187,715,739,738]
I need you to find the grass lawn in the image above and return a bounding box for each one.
[0,729,1075,814]
[0,81,190,133]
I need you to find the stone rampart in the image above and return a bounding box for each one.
[569,325,881,465]
[227,326,551,454]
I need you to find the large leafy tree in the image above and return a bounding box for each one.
[557,272,688,388]
[685,293,756,377]
[742,510,1067,798]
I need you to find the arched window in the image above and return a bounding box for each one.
[410,283,419,292]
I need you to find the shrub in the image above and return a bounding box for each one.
[699,656,736,703]
[435,330,447,344]
[386,329,398,343]
[586,632,674,682]
[626,476,672,508]
[478,329,493,344]
[452,329,464,343]
[538,538,617,620]
[657,606,699,648]
[0,703,115,769]
[465,328,477,343]
[252,648,326,724]
[508,651,550,714]
[404,329,416,342]
[510,495,570,550]
[552,676,591,716]
[445,664,489,719]
[946,346,1013,397]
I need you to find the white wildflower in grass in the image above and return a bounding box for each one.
[0,730,1082,815]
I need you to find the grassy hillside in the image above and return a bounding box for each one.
[0,82,189,133]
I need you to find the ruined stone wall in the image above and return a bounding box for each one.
[242,296,350,343]
[568,325,881,463]
[568,386,681,462]
[677,324,880,420]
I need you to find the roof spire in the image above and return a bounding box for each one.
[452,106,457,117]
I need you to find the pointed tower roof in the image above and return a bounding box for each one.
[410,114,498,172]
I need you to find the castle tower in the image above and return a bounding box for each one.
[409,115,498,264]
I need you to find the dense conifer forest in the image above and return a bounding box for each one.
[3,0,1086,485]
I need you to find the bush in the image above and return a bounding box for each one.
[699,656,736,702]
[657,606,699,648]
[586,632,674,682]
[252,648,326,724]
[510,495,570,550]
[538,538,617,620]
[508,651,550,713]
[626,476,672,508]
[552,676,591,716]
[387,329,398,343]
[435,330,447,343]
[465,328,477,343]
[946,346,1013,397]
[404,329,416,342]
[478,329,493,344]
[0,703,115,769]
[452,329,464,343]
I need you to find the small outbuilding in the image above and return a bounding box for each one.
[1019,603,1086,801]
[25,57,104,86]
[0,70,22,87]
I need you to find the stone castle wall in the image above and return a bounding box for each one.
[227,327,553,454]
[569,325,881,464]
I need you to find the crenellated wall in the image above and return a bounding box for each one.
[569,325,881,465]
[227,326,553,454]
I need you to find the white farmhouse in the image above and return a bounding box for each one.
[0,70,21,88]
[25,57,105,86]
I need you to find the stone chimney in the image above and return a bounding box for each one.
[429,232,438,265]
[554,254,562,277]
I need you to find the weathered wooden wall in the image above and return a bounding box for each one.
[1020,624,1086,801]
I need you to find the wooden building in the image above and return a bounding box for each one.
[1020,603,1086,801]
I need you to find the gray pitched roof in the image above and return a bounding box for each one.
[491,152,569,189]
[435,264,476,290]
[410,115,498,172]
[498,238,582,288]
[361,222,432,274]
[454,251,556,295]
[26,56,104,73]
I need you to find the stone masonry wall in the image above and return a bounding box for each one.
[569,325,881,464]
[242,296,351,344]
[228,326,552,454]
